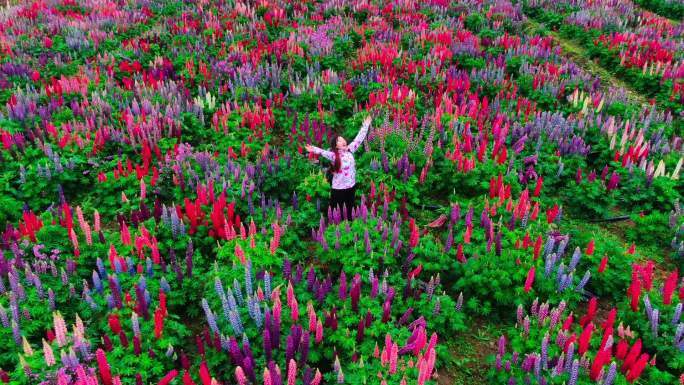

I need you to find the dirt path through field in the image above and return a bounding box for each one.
[524,20,651,108]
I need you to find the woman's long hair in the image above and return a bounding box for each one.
[329,135,342,173]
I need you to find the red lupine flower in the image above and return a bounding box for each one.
[615,339,629,360]
[533,235,543,260]
[182,371,196,385]
[158,370,178,385]
[578,323,594,354]
[621,339,642,372]
[663,270,678,305]
[96,349,113,385]
[154,308,164,339]
[524,266,535,293]
[533,176,543,197]
[598,255,609,273]
[108,314,121,334]
[586,239,594,256]
[580,298,597,327]
[590,347,612,380]
[199,361,211,385]
[626,353,649,383]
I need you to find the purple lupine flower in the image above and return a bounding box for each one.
[498,336,506,356]
[264,272,272,298]
[215,277,225,297]
[544,253,556,278]
[674,323,683,346]
[233,279,244,305]
[398,308,413,325]
[523,316,530,336]
[456,292,463,311]
[426,277,435,300]
[146,258,153,277]
[554,353,565,376]
[538,303,549,324]
[48,289,55,310]
[96,258,106,278]
[0,304,8,327]
[131,312,140,336]
[531,299,539,316]
[543,237,556,257]
[339,271,347,300]
[557,237,568,257]
[568,359,579,385]
[229,310,244,335]
[201,299,219,334]
[644,295,653,320]
[672,303,682,324]
[11,320,21,344]
[568,247,581,271]
[575,271,591,293]
[564,343,575,373]
[433,298,441,315]
[602,362,617,385]
[541,333,549,369]
[160,277,171,293]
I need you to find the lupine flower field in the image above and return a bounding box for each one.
[0,0,682,384]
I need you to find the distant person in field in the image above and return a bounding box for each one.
[305,115,372,221]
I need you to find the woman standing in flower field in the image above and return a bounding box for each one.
[305,115,372,220]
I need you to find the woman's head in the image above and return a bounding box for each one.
[331,135,348,151]
[329,134,345,173]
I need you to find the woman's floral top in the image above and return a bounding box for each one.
[309,121,370,190]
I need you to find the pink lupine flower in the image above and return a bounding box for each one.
[287,359,297,385]
[140,179,146,201]
[308,304,316,332]
[290,298,299,322]
[263,368,272,385]
[69,228,80,257]
[273,296,282,323]
[311,369,322,385]
[235,367,247,385]
[53,312,67,347]
[43,339,55,366]
[315,319,323,343]
[389,343,398,374]
[235,244,246,265]
[22,336,33,356]
[94,210,101,232]
[121,222,131,245]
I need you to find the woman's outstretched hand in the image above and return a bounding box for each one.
[362,115,372,129]
[304,144,314,153]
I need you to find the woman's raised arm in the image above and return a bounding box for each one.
[305,143,335,161]
[348,116,372,153]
